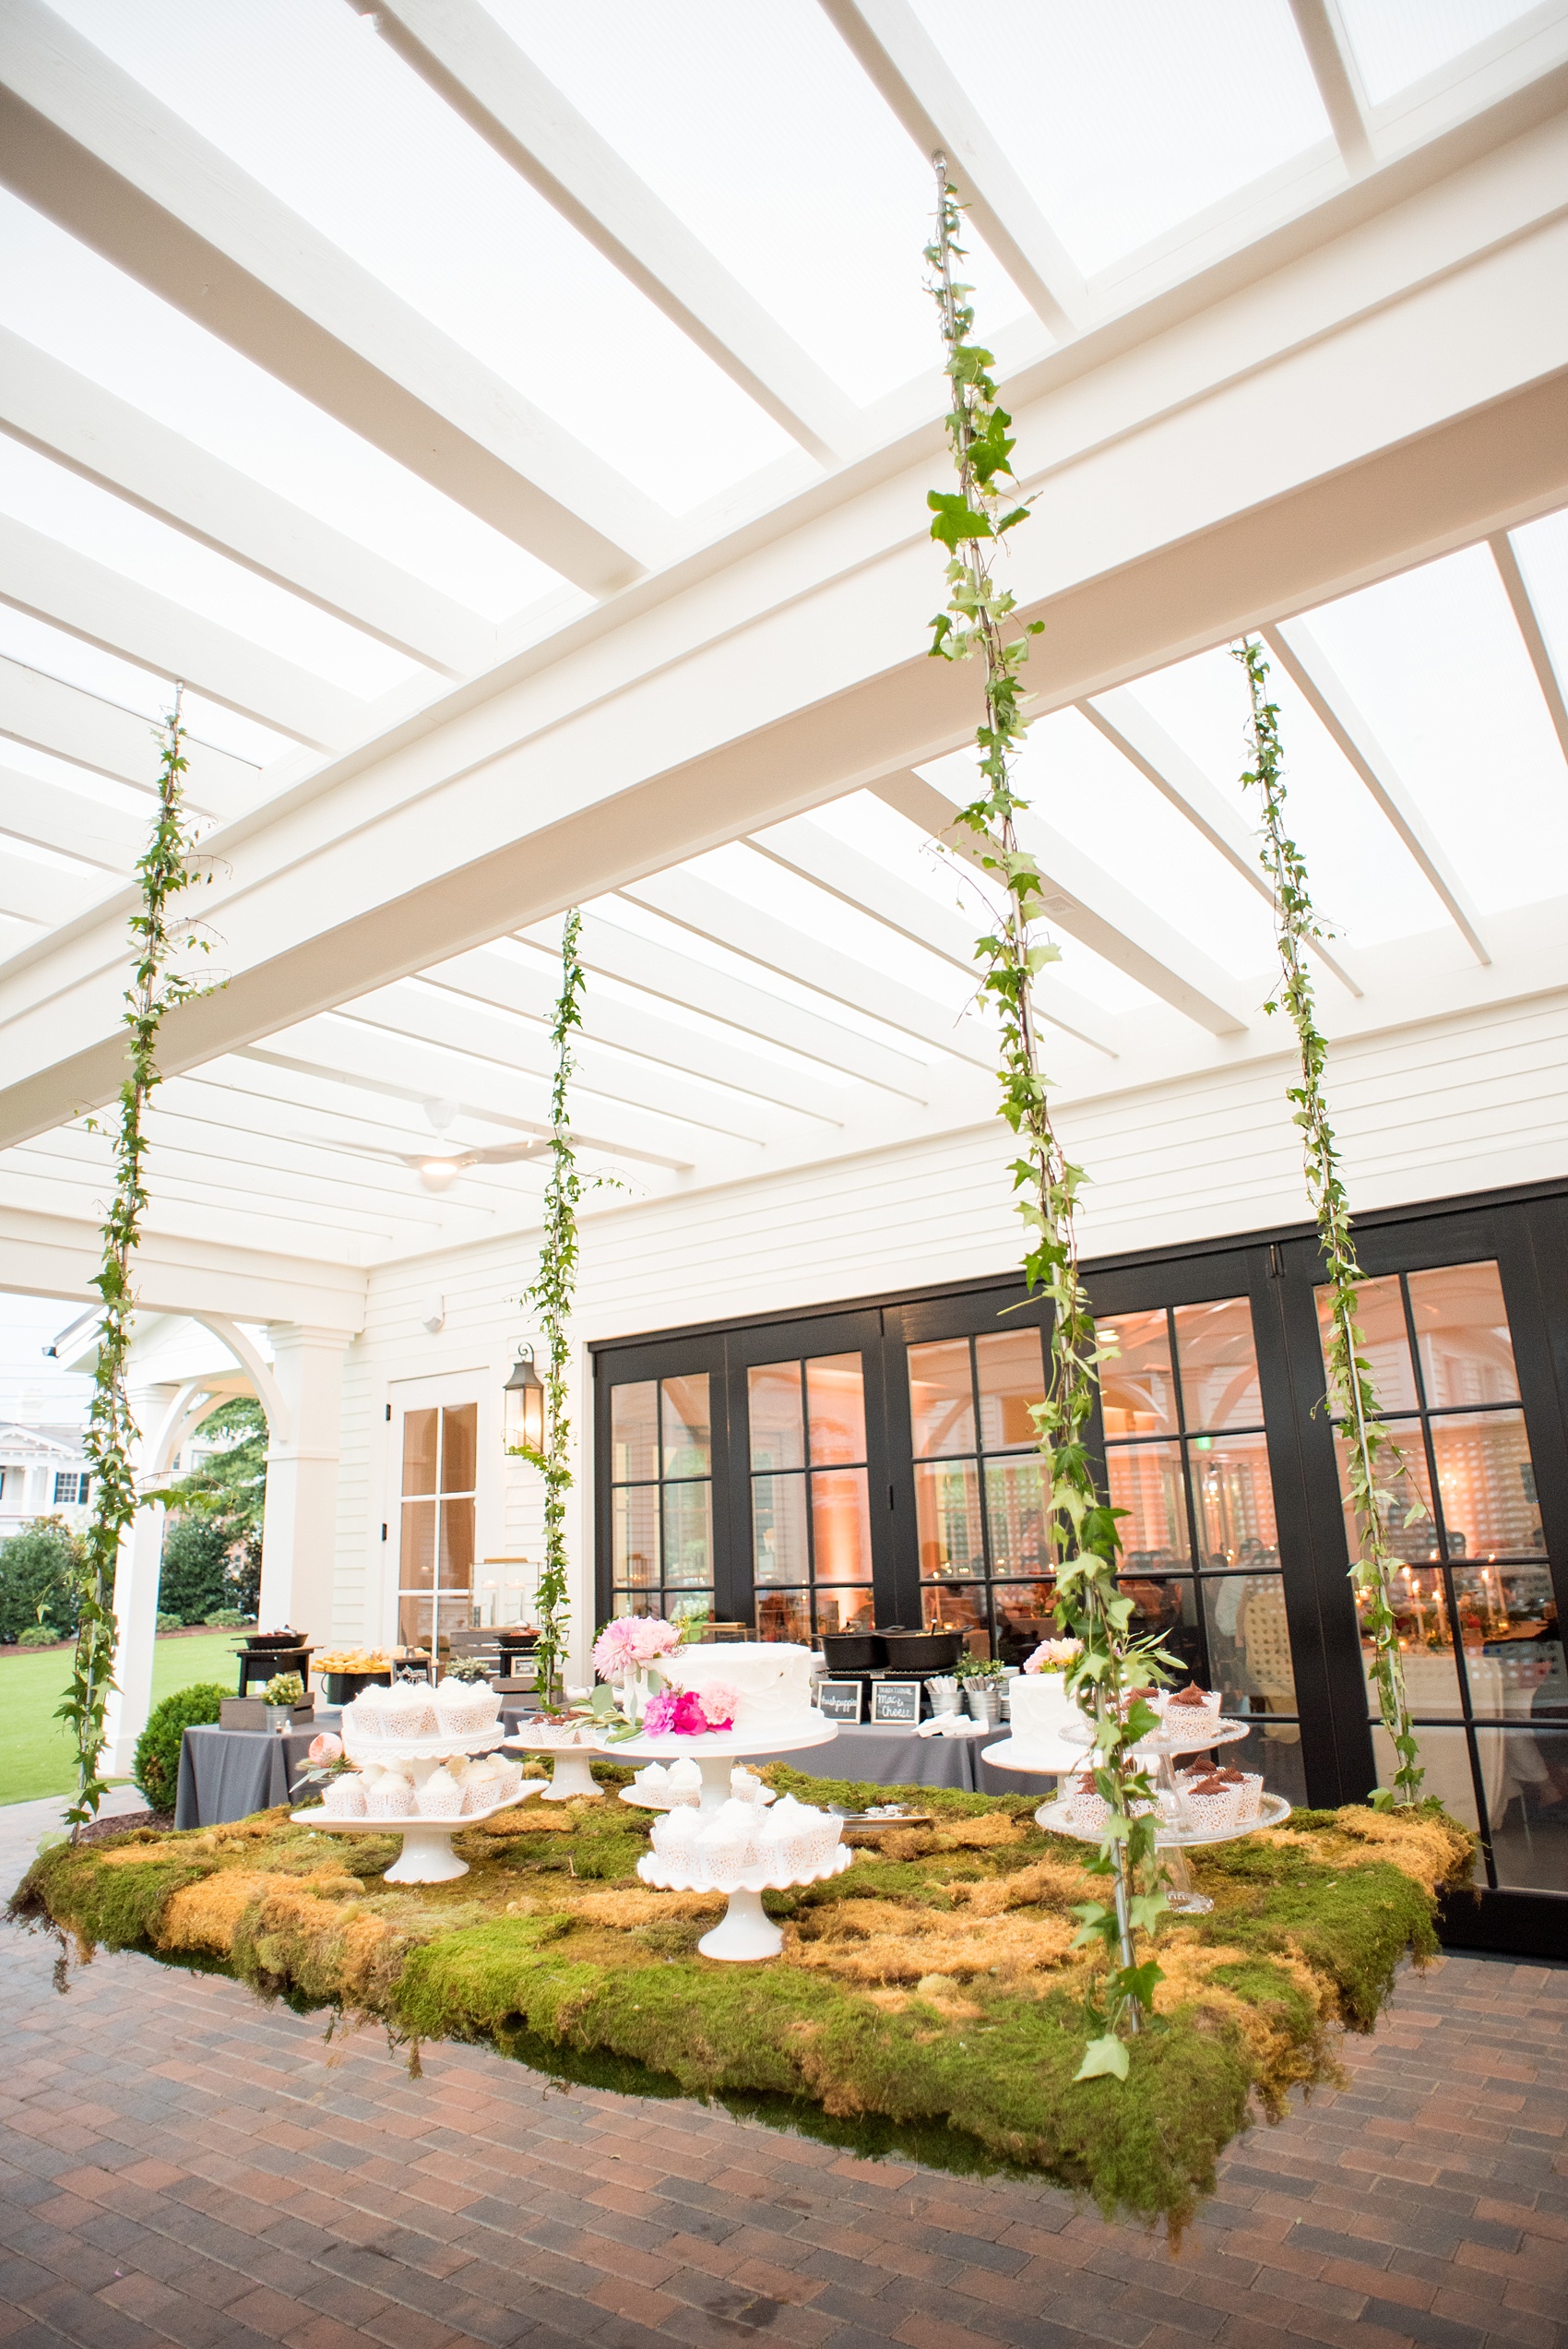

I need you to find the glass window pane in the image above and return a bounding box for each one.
[1191,1433,1278,1570]
[1372,1634,1464,1719]
[1098,1309,1177,1437]
[811,1466,873,1583]
[612,1485,659,1587]
[661,1482,712,1587]
[1372,1723,1481,1852]
[983,1455,1051,1576]
[752,1473,808,1585]
[1463,1562,1559,1672]
[400,1500,436,1589]
[611,1380,658,1482]
[1203,1573,1296,1715]
[440,1402,477,1494]
[1408,1261,1520,1407]
[749,1361,804,1472]
[398,1591,435,1649]
[438,1497,474,1585]
[908,1339,976,1458]
[921,1582,986,1633]
[1116,1574,1202,1684]
[661,1374,711,1477]
[1478,1728,1568,1891]
[1106,1440,1191,1568]
[1431,1410,1541,1558]
[1173,1299,1262,1430]
[1316,1275,1419,1414]
[667,1590,714,1628]
[994,1580,1059,1667]
[401,1406,438,1496]
[814,1587,873,1636]
[975,1329,1044,1451]
[756,1588,813,1642]
[1218,1720,1307,1806]
[1333,1418,1436,1561]
[613,1591,662,1619]
[437,1593,474,1640]
[914,1459,984,1580]
[806,1353,867,1465]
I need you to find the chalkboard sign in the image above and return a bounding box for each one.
[871,1679,921,1726]
[816,1679,863,1723]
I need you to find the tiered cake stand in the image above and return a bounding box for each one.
[292,1721,540,1883]
[984,1716,1289,1914]
[501,1729,609,1801]
[616,1716,841,1960]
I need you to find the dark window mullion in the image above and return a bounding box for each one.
[1167,1309,1216,1685]
[968,1332,1002,1650]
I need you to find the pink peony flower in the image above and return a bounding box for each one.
[308,1733,343,1763]
[643,1688,714,1736]
[696,1682,738,1728]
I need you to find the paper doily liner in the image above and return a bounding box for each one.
[636,1841,854,1896]
[340,1723,506,1764]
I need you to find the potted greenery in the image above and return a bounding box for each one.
[262,1671,307,1733]
[954,1651,1004,1724]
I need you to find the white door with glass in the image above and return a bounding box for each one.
[388,1377,483,1654]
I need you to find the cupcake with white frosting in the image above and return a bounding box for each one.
[322,1772,367,1818]
[365,1767,415,1818]
[434,1676,500,1736]
[417,1764,464,1818]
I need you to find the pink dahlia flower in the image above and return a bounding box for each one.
[696,1682,739,1729]
[590,1615,683,1679]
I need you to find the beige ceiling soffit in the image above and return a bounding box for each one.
[0,330,492,679]
[1081,688,1363,1000]
[361,0,860,468]
[0,0,670,595]
[746,816,1120,1055]
[1262,621,1491,966]
[818,0,1090,338]
[0,516,361,750]
[1489,530,1568,769]
[1286,0,1374,173]
[872,770,1251,1038]
[0,657,260,817]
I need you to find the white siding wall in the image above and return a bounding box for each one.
[330,988,1568,1665]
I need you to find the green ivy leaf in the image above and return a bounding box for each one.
[1075,2034,1130,2083]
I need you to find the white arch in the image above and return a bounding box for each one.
[184,1312,288,1437]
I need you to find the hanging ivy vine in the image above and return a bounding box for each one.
[63,694,208,1830]
[511,910,588,1712]
[1233,640,1423,1805]
[926,163,1174,2072]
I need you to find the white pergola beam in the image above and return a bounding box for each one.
[568,909,931,1102]
[0,518,362,750]
[749,813,1120,1053]
[873,771,1252,1037]
[361,0,860,468]
[1490,530,1568,769]
[0,330,493,680]
[0,847,102,929]
[0,0,671,596]
[1081,688,1363,999]
[0,764,143,871]
[1262,621,1491,965]
[1287,0,1374,173]
[0,657,261,817]
[817,0,1089,337]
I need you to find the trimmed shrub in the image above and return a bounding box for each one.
[155,1612,183,1633]
[204,1607,247,1628]
[16,1624,59,1647]
[132,1683,228,1811]
[157,1517,232,1626]
[0,1519,82,1645]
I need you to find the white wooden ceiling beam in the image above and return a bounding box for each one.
[1081,688,1363,999]
[0,848,101,930]
[617,868,1000,1069]
[424,946,850,1124]
[1262,621,1491,964]
[1490,530,1568,769]
[1286,0,1374,173]
[873,771,1252,1037]
[0,765,143,872]
[0,656,261,817]
[0,331,493,680]
[567,910,931,1102]
[359,0,860,469]
[817,0,1090,337]
[0,518,362,750]
[2,1132,422,1245]
[0,0,671,596]
[747,814,1120,1053]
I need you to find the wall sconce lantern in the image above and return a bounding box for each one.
[503,1345,545,1454]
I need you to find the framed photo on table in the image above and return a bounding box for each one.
[870,1679,921,1727]
[816,1679,863,1723]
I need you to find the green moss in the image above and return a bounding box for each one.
[13,1839,215,1952]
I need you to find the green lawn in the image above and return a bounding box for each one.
[0,1631,242,1806]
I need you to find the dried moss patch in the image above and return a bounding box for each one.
[8,1783,1471,2232]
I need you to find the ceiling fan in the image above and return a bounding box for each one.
[293,1101,552,1191]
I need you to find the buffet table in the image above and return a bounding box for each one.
[742,1720,990,1793]
[174,1709,341,1830]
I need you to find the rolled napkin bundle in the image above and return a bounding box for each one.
[365,1767,415,1818]
[434,1675,501,1736]
[321,1772,367,1818]
[417,1764,464,1818]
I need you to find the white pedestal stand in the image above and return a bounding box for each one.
[291,1783,541,1884]
[612,1718,838,1813]
[502,1734,607,1801]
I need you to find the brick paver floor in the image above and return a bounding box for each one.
[0,1919,1562,2349]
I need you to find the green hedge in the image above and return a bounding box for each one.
[132,1682,228,1811]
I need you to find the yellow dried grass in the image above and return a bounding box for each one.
[788,1897,1077,1985]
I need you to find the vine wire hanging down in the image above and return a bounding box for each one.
[925,161,1175,2072]
[64,690,208,1831]
[1233,638,1422,1805]
[514,909,588,1713]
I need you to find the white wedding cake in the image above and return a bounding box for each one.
[1006,1670,1084,1755]
[658,1641,819,1737]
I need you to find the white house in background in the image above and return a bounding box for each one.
[0,1421,92,1539]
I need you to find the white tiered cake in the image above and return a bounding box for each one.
[1006,1670,1083,1756]
[657,1641,819,1737]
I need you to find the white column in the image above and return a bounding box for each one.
[257,1325,354,1640]
[101,1381,178,1779]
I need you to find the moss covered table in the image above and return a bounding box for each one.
[10,1760,1474,2233]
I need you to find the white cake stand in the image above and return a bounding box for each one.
[636,1839,853,1961]
[611,1718,838,1814]
[501,1730,610,1801]
[291,1782,542,1884]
